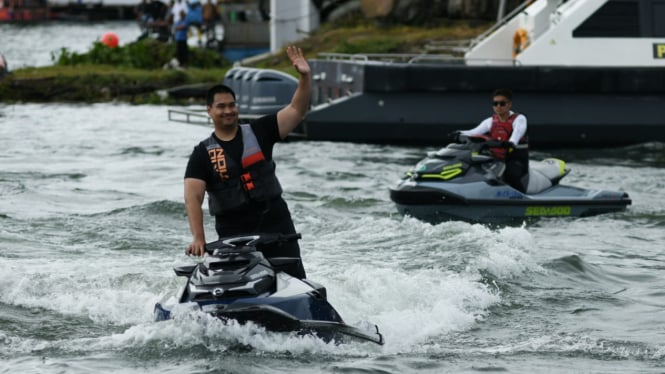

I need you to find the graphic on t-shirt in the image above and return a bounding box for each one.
[208,148,229,180]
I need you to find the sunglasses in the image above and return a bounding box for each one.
[493,101,508,107]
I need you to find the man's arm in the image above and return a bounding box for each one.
[276,46,311,140]
[460,117,492,136]
[184,177,207,256]
[509,114,527,145]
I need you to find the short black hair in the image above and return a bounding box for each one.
[206,84,236,106]
[493,88,513,101]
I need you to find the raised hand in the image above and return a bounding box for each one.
[286,45,310,76]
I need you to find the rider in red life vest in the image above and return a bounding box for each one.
[456,88,530,193]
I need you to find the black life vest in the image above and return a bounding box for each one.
[203,124,283,215]
[489,113,529,159]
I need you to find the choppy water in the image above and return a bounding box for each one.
[2,21,665,374]
[1,102,664,373]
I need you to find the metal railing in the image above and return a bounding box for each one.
[167,108,262,126]
[317,52,463,64]
[468,0,535,50]
[168,108,212,126]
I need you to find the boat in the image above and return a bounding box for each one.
[298,0,665,147]
[0,0,51,22]
[154,233,385,345]
[389,135,631,224]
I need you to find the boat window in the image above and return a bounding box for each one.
[573,0,640,37]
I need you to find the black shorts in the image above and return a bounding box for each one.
[215,198,306,279]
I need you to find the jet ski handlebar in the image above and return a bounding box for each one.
[204,233,302,255]
[456,134,511,152]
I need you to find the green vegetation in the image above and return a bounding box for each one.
[0,19,488,104]
[1,64,227,104]
[53,38,227,69]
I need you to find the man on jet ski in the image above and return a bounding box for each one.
[182,45,310,279]
[452,88,529,192]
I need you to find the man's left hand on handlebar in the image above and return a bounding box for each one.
[502,141,515,153]
[186,239,206,256]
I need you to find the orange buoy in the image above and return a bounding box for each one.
[101,32,119,48]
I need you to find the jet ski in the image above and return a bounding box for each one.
[154,233,384,345]
[389,135,631,224]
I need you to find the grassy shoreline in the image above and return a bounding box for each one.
[1,65,229,104]
[0,20,488,104]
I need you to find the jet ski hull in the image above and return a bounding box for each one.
[154,234,384,345]
[390,180,631,224]
[154,296,384,345]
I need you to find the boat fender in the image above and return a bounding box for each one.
[512,28,530,58]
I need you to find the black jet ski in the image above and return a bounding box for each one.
[154,233,384,345]
[389,135,631,224]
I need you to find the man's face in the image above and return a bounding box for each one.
[207,92,238,128]
[492,95,511,116]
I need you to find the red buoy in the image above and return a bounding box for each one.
[101,32,119,48]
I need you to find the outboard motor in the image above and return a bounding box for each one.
[222,67,297,115]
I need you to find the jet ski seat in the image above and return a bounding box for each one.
[526,158,570,194]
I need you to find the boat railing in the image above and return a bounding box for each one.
[168,107,261,126]
[168,107,211,126]
[423,39,473,55]
[464,57,522,66]
[468,0,535,50]
[316,52,520,66]
[406,54,464,64]
[317,52,464,64]
[318,52,419,63]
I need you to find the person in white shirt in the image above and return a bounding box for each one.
[456,88,529,192]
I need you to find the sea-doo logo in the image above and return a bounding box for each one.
[495,190,522,198]
[213,288,224,297]
[654,43,665,59]
[525,206,571,216]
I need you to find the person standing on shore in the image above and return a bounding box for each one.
[454,88,529,192]
[173,9,189,68]
[201,0,219,43]
[183,46,311,279]
[171,0,187,25]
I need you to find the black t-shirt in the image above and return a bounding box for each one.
[184,114,280,183]
[184,114,288,228]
